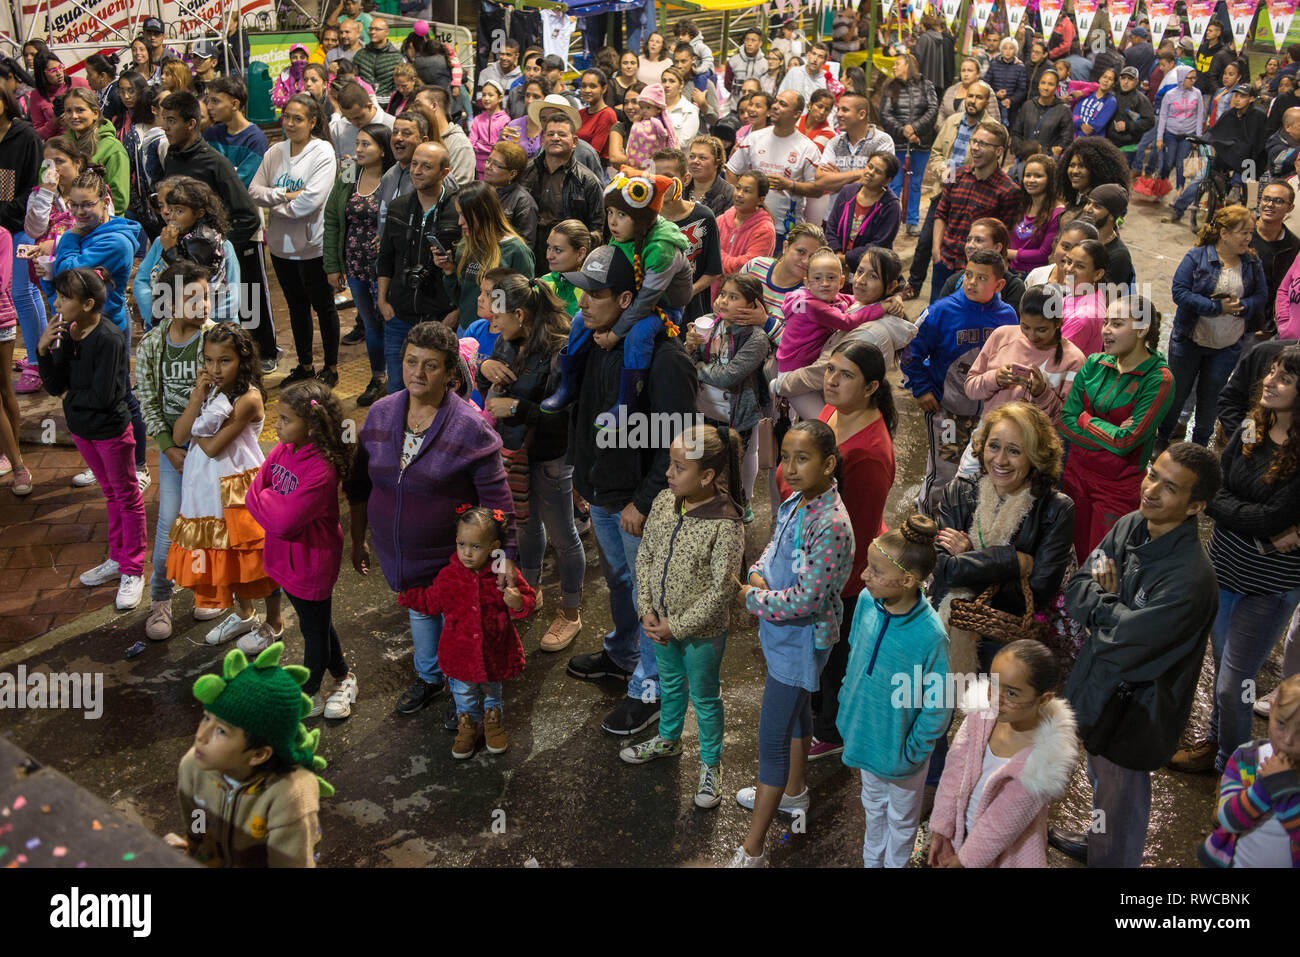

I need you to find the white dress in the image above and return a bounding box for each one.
[176,390,265,522]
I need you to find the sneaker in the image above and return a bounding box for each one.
[11,466,33,497]
[695,763,723,809]
[237,620,284,656]
[357,377,386,407]
[906,224,922,237]
[260,356,280,375]
[0,454,10,477]
[79,558,121,587]
[317,367,339,388]
[807,737,844,761]
[743,505,754,525]
[1255,688,1277,718]
[1168,738,1219,774]
[899,283,918,302]
[306,692,325,718]
[206,611,260,646]
[324,673,358,719]
[483,706,508,753]
[395,677,445,715]
[726,845,767,868]
[452,713,483,759]
[601,696,660,736]
[14,365,42,394]
[566,648,632,681]
[443,698,460,732]
[193,605,229,621]
[71,467,98,488]
[282,365,316,386]
[539,613,582,652]
[619,734,683,765]
[341,325,366,345]
[1161,211,1184,224]
[115,574,144,610]
[135,466,150,492]
[145,600,173,641]
[735,785,809,815]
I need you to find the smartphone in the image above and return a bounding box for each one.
[1210,292,1230,301]
[15,244,40,259]
[429,237,447,258]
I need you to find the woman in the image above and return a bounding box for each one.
[1260,56,1281,90]
[500,77,551,159]
[388,63,420,116]
[1073,67,1117,136]
[577,69,617,162]
[85,54,124,131]
[735,91,771,147]
[29,51,90,139]
[405,32,463,102]
[325,122,395,407]
[716,171,775,285]
[308,65,335,118]
[638,32,673,86]
[940,57,982,123]
[1009,154,1063,274]
[1060,294,1175,560]
[796,89,836,153]
[477,273,586,653]
[610,51,641,116]
[1055,135,1130,226]
[249,93,341,386]
[344,321,517,717]
[879,53,939,233]
[160,60,192,95]
[1207,59,1245,126]
[129,37,156,84]
[660,67,700,144]
[1025,39,1052,96]
[118,78,164,240]
[760,48,786,97]
[685,134,733,216]
[61,88,128,215]
[484,141,537,251]
[738,220,823,333]
[1023,218,1098,288]
[1161,205,1268,448]
[825,151,902,272]
[434,181,535,332]
[272,44,311,109]
[607,87,638,169]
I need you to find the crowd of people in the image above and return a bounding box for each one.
[1,5,1298,871]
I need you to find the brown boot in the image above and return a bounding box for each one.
[483,707,508,754]
[1168,738,1218,773]
[452,713,482,760]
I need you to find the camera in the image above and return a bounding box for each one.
[404,264,432,290]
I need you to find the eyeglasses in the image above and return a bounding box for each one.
[484,159,507,170]
[970,138,1001,149]
[68,201,102,212]
[1261,196,1291,207]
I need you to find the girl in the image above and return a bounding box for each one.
[576,69,617,162]
[1023,218,1098,288]
[434,181,535,332]
[739,222,826,349]
[160,60,192,95]
[838,515,949,867]
[469,80,509,177]
[0,229,28,495]
[730,421,855,867]
[250,93,340,386]
[61,87,128,214]
[777,246,855,380]
[118,75,166,240]
[272,44,311,108]
[824,151,903,273]
[1074,67,1118,135]
[166,323,282,646]
[539,220,592,315]
[245,379,358,719]
[402,506,536,758]
[623,424,746,809]
[929,640,1079,868]
[37,267,145,610]
[1008,154,1063,274]
[29,50,89,139]
[625,83,677,171]
[1057,237,1109,356]
[715,171,775,290]
[500,78,551,159]
[1060,294,1175,560]
[129,37,156,84]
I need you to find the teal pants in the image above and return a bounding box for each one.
[654,633,726,766]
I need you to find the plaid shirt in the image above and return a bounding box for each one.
[933,167,1022,270]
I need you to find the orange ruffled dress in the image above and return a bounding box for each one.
[166,390,275,608]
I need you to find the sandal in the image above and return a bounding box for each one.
[11,466,32,497]
[899,283,918,301]
[539,613,582,653]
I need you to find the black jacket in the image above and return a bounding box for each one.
[880,77,940,148]
[496,181,538,251]
[1208,425,1300,539]
[1218,338,1298,436]
[376,182,461,322]
[1107,87,1155,149]
[1210,106,1267,181]
[914,29,947,96]
[37,320,131,441]
[1266,128,1300,180]
[0,117,42,236]
[477,338,568,462]
[519,151,604,263]
[1011,97,1074,156]
[163,137,259,245]
[1064,513,1218,770]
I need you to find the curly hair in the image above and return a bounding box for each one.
[971,400,1065,492]
[1056,137,1130,210]
[1243,345,1300,483]
[278,379,353,483]
[203,322,265,403]
[158,175,230,237]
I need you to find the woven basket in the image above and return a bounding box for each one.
[948,575,1048,645]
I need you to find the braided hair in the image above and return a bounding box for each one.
[278,379,353,482]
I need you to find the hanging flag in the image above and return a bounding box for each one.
[910,0,927,27]
[1039,0,1062,35]
[1006,0,1029,33]
[1109,0,1136,45]
[1269,0,1299,49]
[1226,0,1259,48]
[882,0,896,22]
[1187,0,1216,46]
[1074,0,1100,39]
[940,0,962,30]
[1146,0,1175,42]
[973,0,995,32]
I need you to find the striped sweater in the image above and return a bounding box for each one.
[1058,352,1174,480]
[1199,739,1300,868]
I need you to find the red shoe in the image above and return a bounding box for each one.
[807,737,844,760]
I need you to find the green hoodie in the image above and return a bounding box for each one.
[94,118,130,215]
[609,216,693,337]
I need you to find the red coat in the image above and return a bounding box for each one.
[399,555,535,683]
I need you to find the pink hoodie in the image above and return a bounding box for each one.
[244,441,343,601]
[1275,251,1300,340]
[964,323,1087,423]
[1061,289,1106,357]
[776,288,859,372]
[715,206,776,279]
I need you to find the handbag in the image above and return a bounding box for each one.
[1133,142,1172,199]
[948,574,1049,645]
[756,416,779,469]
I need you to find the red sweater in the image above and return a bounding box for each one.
[579,106,617,160]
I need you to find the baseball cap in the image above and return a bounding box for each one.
[1120,66,1140,79]
[1131,26,1149,39]
[191,40,219,60]
[564,245,637,296]
[143,16,164,34]
[1231,83,1257,97]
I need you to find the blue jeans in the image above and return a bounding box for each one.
[1085,751,1151,867]
[11,231,47,358]
[1210,586,1300,771]
[1158,336,1241,446]
[385,315,415,395]
[1163,134,1195,189]
[149,447,184,601]
[623,0,656,56]
[757,673,812,787]
[930,260,958,304]
[1130,128,1160,172]
[450,678,503,720]
[1173,169,1243,217]
[408,607,445,683]
[588,502,658,701]
[568,310,663,371]
[348,277,385,375]
[519,456,585,608]
[891,149,930,226]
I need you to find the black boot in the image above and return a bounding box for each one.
[540,345,586,413]
[357,376,386,407]
[1048,825,1089,863]
[599,368,649,430]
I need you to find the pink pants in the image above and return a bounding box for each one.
[73,426,146,576]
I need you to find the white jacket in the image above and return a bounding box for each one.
[248,138,338,260]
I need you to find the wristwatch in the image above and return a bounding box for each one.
[511,401,518,416]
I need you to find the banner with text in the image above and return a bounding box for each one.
[1006,0,1028,34]
[1074,0,1099,40]
[1227,0,1260,48]
[1267,0,1300,47]
[1039,0,1062,35]
[1146,0,1176,43]
[1187,0,1217,46]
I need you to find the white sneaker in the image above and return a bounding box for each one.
[206,611,260,645]
[734,785,810,815]
[726,845,768,868]
[145,599,173,640]
[71,467,98,487]
[305,692,325,718]
[237,621,283,656]
[136,467,151,492]
[324,673,359,719]
[1255,688,1277,718]
[193,605,229,622]
[79,558,121,587]
[115,574,144,610]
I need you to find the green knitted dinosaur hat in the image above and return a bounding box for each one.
[193,643,334,798]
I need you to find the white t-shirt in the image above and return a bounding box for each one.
[726,126,822,236]
[965,743,1014,836]
[779,66,825,100]
[1232,743,1294,868]
[541,10,576,68]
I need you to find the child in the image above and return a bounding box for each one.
[1023,219,1098,289]
[539,219,593,315]
[0,228,31,495]
[137,261,220,640]
[400,507,536,759]
[1200,673,1300,868]
[624,85,678,171]
[1058,237,1109,356]
[37,266,146,610]
[166,323,283,646]
[470,80,510,177]
[730,420,856,867]
[176,643,332,867]
[244,379,357,718]
[929,640,1079,868]
[674,19,715,77]
[837,515,950,868]
[622,425,746,809]
[272,44,310,108]
[776,246,856,379]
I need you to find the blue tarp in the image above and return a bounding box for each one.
[563,0,646,18]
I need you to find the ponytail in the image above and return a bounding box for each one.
[679,423,747,511]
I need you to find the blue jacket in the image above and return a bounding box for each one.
[837,595,951,781]
[901,289,1018,402]
[1171,244,1269,341]
[1073,92,1117,133]
[53,216,147,333]
[134,236,242,329]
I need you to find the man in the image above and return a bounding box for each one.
[328,81,395,163]
[772,18,807,62]
[327,0,373,44]
[1050,443,1222,868]
[725,28,768,90]
[519,114,605,263]
[653,148,722,322]
[328,19,363,65]
[1274,42,1300,94]
[212,9,251,75]
[932,217,1027,312]
[1176,35,1196,68]
[377,109,432,237]
[541,54,582,112]
[1010,68,1073,159]
[477,39,522,98]
[1195,20,1233,99]
[672,43,718,129]
[310,25,340,65]
[563,245,698,736]
[1249,180,1300,340]
[1267,106,1300,181]
[1124,25,1156,80]
[1145,49,1177,106]
[1168,85,1265,222]
[985,37,1027,126]
[813,92,896,195]
[1107,66,1156,156]
[914,14,948,95]
[527,93,605,179]
[376,141,460,391]
[506,50,546,118]
[203,75,269,188]
[142,17,181,72]
[725,90,823,251]
[1065,42,1094,83]
[189,42,221,98]
[930,119,1020,300]
[779,42,830,100]
[414,87,474,187]
[353,17,403,101]
[1080,184,1135,290]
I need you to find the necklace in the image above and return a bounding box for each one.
[406,402,436,435]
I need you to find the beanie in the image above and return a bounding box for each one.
[603,167,682,234]
[1088,183,1129,223]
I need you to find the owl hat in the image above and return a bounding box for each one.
[603,168,682,237]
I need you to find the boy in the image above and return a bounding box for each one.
[175,643,332,867]
[901,248,1018,516]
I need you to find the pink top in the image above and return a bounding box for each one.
[29,76,91,139]
[1009,205,1063,272]
[1061,289,1107,356]
[1275,251,1300,339]
[0,229,15,329]
[625,115,676,170]
[715,206,776,279]
[964,323,1087,423]
[469,108,511,176]
[776,288,858,372]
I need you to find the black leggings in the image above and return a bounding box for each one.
[907,201,939,289]
[233,240,278,363]
[811,593,857,744]
[269,254,339,369]
[286,591,348,695]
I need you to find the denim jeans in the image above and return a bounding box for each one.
[518,456,585,608]
[1163,133,1195,189]
[1158,336,1241,445]
[408,607,445,683]
[623,0,656,56]
[450,678,503,720]
[1172,169,1244,217]
[347,277,385,375]
[654,633,726,765]
[1085,751,1151,867]
[11,231,47,359]
[1210,586,1300,770]
[385,315,416,395]
[890,149,930,226]
[588,502,658,701]
[149,447,184,600]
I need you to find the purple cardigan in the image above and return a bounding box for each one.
[344,389,516,593]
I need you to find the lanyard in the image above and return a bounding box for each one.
[838,195,880,250]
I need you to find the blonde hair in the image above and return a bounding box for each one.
[808,246,843,272]
[971,401,1064,488]
[1275,673,1300,724]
